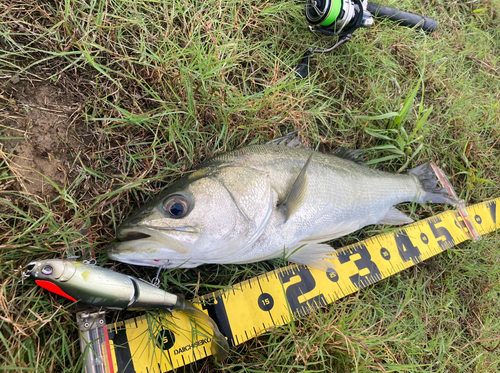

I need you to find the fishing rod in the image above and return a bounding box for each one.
[297,0,438,77]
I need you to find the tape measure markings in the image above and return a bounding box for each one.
[107,322,134,373]
[488,200,497,224]
[202,293,235,347]
[255,275,277,326]
[106,197,500,372]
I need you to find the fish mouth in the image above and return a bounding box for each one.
[105,240,198,268]
[116,225,200,242]
[106,225,200,267]
[117,231,151,242]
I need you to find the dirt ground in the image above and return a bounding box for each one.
[1,75,84,200]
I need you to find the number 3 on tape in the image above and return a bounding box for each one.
[337,244,382,288]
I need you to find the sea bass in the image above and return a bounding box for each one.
[106,143,456,270]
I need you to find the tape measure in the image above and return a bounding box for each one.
[99,197,499,373]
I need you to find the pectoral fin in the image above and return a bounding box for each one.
[278,153,313,222]
[287,243,336,271]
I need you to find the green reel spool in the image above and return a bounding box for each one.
[305,0,343,27]
[305,0,364,36]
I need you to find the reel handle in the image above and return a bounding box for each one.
[366,2,437,32]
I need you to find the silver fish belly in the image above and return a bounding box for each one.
[106,144,456,270]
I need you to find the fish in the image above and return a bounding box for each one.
[24,259,229,359]
[106,140,456,271]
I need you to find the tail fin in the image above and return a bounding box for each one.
[409,163,458,205]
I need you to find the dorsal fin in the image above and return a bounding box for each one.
[331,147,366,166]
[278,153,313,222]
[264,130,306,148]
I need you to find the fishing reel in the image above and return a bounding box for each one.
[297,0,438,77]
[305,0,372,42]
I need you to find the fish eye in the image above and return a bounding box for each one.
[164,196,190,218]
[42,265,53,275]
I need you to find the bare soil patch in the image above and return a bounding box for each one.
[1,76,85,200]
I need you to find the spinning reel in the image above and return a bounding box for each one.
[297,0,438,77]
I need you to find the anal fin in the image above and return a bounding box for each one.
[378,207,413,225]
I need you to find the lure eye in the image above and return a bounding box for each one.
[164,196,190,218]
[42,265,53,275]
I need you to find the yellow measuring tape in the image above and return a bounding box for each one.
[102,197,499,373]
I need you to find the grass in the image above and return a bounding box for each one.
[1,0,499,372]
